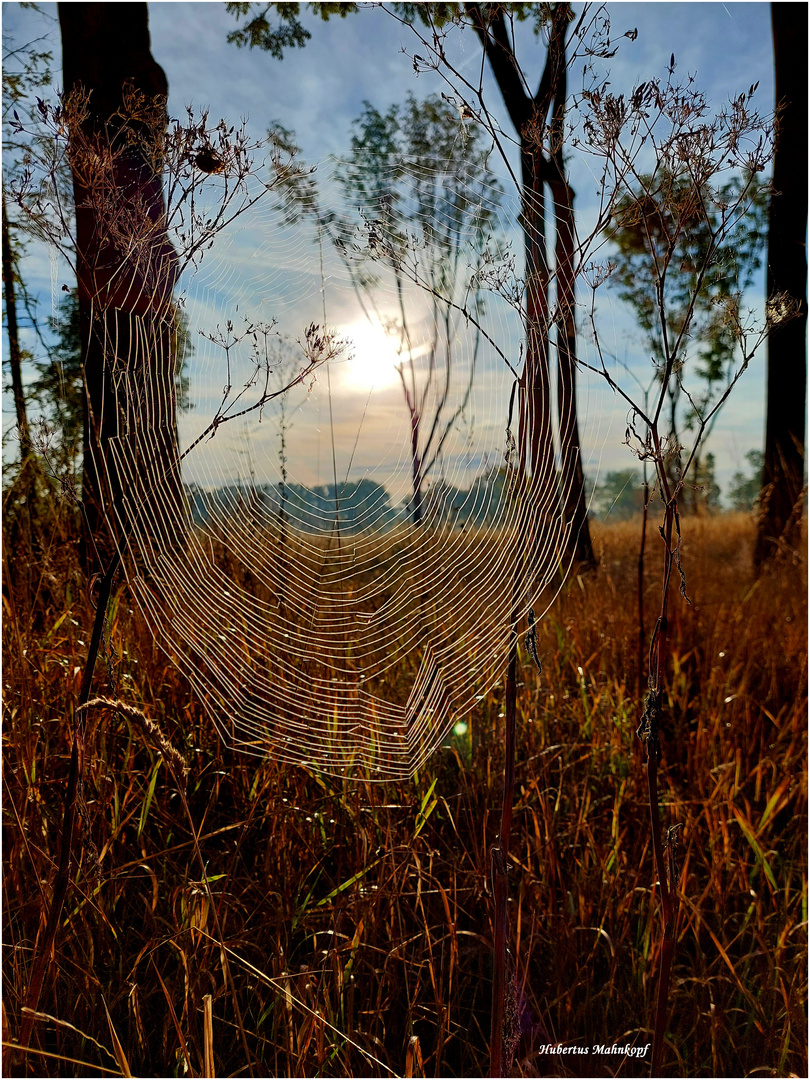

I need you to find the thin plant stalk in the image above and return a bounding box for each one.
[17,547,121,1054]
[639,450,681,1077]
[490,623,518,1078]
[71,695,256,1077]
[14,305,329,1059]
[637,472,650,702]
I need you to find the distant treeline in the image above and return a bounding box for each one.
[186,473,512,533]
[186,451,763,533]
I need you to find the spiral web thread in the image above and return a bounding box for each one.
[89,141,605,780]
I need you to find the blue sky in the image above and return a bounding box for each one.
[2,1,777,506]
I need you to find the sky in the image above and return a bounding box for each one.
[2,1,779,510]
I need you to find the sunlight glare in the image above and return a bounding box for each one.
[341,320,404,391]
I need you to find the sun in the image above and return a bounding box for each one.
[340,320,405,391]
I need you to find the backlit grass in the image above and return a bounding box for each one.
[3,495,807,1077]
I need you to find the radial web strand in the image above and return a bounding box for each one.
[87,141,608,779]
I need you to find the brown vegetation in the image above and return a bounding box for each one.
[3,494,807,1077]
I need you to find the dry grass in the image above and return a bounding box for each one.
[3,494,807,1078]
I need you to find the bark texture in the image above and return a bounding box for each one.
[754,3,808,567]
[465,2,595,568]
[59,2,183,568]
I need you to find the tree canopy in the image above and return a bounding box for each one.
[607,169,768,389]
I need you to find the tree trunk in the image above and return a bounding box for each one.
[754,3,808,567]
[465,2,593,563]
[550,47,596,570]
[59,2,184,571]
[2,191,32,465]
[552,173,595,567]
[520,142,557,518]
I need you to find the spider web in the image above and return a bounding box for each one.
[90,141,608,780]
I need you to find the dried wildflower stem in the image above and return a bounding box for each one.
[490,621,518,1078]
[642,448,679,1078]
[637,476,650,703]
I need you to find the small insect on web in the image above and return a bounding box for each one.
[525,609,542,673]
[194,148,225,174]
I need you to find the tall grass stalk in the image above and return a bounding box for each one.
[16,547,120,1056]
[4,508,806,1077]
[489,627,518,1077]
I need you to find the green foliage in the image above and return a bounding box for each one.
[387,2,551,31]
[27,290,193,477]
[2,13,64,317]
[29,290,83,471]
[265,120,320,223]
[172,305,194,412]
[225,2,359,57]
[2,16,53,114]
[688,451,721,512]
[189,477,397,532]
[728,449,764,511]
[607,169,768,393]
[335,93,502,519]
[2,10,63,222]
[225,2,553,59]
[338,92,501,297]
